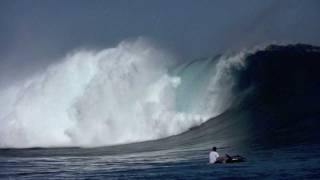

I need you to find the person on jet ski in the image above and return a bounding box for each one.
[209,147,220,164]
[209,147,232,164]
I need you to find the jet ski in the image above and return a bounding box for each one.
[225,155,246,163]
[215,154,246,164]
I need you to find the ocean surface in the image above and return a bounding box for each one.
[1,43,320,179]
[1,144,320,179]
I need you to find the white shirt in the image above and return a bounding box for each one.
[209,151,219,164]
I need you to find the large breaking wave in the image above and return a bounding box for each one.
[0,39,242,148]
[1,40,320,150]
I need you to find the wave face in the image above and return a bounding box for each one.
[116,43,320,154]
[1,41,320,150]
[231,44,320,146]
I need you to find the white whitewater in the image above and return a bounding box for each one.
[0,39,246,148]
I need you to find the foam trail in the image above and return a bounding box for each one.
[0,39,210,148]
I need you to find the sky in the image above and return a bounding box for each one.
[0,0,320,86]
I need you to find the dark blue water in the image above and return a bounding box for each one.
[1,144,320,179]
[1,44,320,179]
